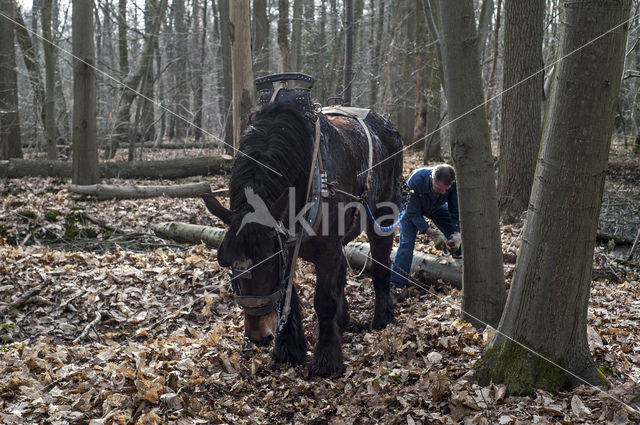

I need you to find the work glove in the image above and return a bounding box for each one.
[447,232,461,252]
[430,229,447,251]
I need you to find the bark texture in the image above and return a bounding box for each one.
[0,0,22,160]
[229,0,254,151]
[497,0,544,223]
[475,0,631,395]
[68,182,212,200]
[71,0,99,185]
[0,157,232,179]
[437,0,505,329]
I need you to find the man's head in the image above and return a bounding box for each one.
[431,164,455,194]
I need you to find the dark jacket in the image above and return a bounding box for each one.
[404,167,460,234]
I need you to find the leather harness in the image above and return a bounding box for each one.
[231,73,375,332]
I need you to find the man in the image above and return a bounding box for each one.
[390,164,461,292]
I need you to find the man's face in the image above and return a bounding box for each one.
[431,176,451,195]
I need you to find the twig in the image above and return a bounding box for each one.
[73,311,102,343]
[79,212,118,232]
[0,280,50,318]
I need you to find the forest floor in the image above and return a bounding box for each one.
[1,145,639,424]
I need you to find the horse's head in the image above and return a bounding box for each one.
[201,191,290,346]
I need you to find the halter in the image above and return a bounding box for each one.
[231,226,291,318]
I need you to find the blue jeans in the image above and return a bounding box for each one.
[390,204,459,287]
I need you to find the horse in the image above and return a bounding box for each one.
[201,100,403,376]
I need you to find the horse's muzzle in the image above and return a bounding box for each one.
[244,311,277,346]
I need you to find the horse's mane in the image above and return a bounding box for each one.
[227,102,315,260]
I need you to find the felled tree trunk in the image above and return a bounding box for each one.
[68,182,212,200]
[153,222,463,288]
[0,157,231,179]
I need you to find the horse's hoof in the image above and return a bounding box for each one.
[371,312,394,330]
[308,360,346,377]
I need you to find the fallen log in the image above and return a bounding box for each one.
[154,222,227,248]
[68,181,212,200]
[0,156,232,179]
[153,222,462,288]
[596,230,636,246]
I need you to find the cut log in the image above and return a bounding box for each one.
[153,222,462,288]
[154,222,227,248]
[68,181,212,200]
[0,156,232,179]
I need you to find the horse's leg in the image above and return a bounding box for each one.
[336,256,350,331]
[367,211,396,330]
[273,285,307,364]
[310,238,346,376]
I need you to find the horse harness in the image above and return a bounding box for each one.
[229,73,376,332]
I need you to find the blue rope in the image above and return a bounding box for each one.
[364,203,406,232]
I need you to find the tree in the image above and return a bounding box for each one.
[12,1,47,139]
[191,0,206,142]
[343,0,354,106]
[252,0,269,76]
[71,0,99,184]
[0,0,22,160]
[474,0,631,395]
[229,0,254,150]
[291,0,303,71]
[172,0,189,140]
[278,0,290,72]
[369,0,384,107]
[399,0,416,142]
[497,0,544,223]
[218,0,234,154]
[42,0,56,159]
[437,0,506,328]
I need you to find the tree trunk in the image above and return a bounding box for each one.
[118,0,129,77]
[230,0,254,151]
[437,0,505,329]
[277,0,290,72]
[477,0,494,61]
[343,0,354,106]
[218,0,234,155]
[153,223,463,288]
[42,0,56,159]
[12,1,46,135]
[71,0,99,185]
[140,0,157,143]
[252,0,269,77]
[369,0,384,108]
[497,0,544,223]
[400,0,416,142]
[68,182,212,200]
[291,0,303,71]
[173,0,189,141]
[0,0,22,160]
[474,0,631,395]
[0,157,232,179]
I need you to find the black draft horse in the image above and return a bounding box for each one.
[202,101,402,376]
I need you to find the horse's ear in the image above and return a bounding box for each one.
[269,189,290,223]
[201,193,232,225]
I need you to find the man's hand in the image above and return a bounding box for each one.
[430,229,447,250]
[447,232,461,251]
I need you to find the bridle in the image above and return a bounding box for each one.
[230,227,293,324]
